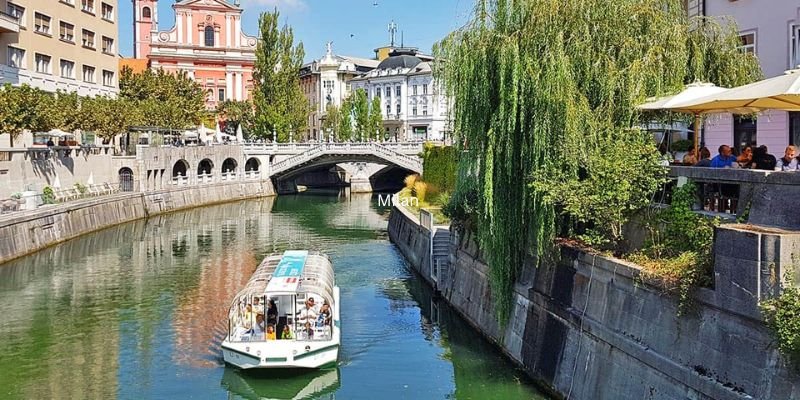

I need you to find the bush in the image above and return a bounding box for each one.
[670,139,693,152]
[404,174,419,189]
[41,186,55,204]
[761,285,800,372]
[74,183,87,195]
[421,143,458,194]
[413,181,428,203]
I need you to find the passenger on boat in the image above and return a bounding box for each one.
[252,297,264,315]
[317,301,332,327]
[267,324,277,340]
[267,299,278,325]
[282,325,293,340]
[253,314,266,339]
[298,297,318,325]
[242,304,254,330]
[303,322,314,340]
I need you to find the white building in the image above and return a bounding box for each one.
[349,48,449,142]
[686,0,800,154]
[300,43,379,141]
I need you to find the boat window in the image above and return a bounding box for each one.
[295,292,333,342]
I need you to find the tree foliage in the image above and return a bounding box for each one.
[119,66,206,129]
[435,0,762,323]
[252,9,309,141]
[217,100,255,136]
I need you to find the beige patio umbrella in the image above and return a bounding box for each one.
[679,68,800,112]
[638,82,730,156]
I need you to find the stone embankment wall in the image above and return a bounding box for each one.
[388,205,800,400]
[0,180,275,265]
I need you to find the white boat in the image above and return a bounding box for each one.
[222,250,340,369]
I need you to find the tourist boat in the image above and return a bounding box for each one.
[222,250,340,369]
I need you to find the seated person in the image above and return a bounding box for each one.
[252,313,266,340]
[282,325,293,340]
[266,324,277,340]
[252,297,264,315]
[303,322,314,340]
[297,297,318,325]
[242,304,254,330]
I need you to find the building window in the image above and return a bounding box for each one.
[82,29,95,49]
[34,12,51,35]
[422,104,428,116]
[790,112,800,147]
[423,84,428,95]
[142,6,151,19]
[375,87,381,97]
[413,85,418,95]
[60,0,75,5]
[7,3,24,27]
[396,103,401,115]
[60,59,75,79]
[82,65,95,83]
[8,46,25,69]
[102,36,114,54]
[59,21,75,43]
[395,86,401,96]
[385,103,391,116]
[204,26,214,47]
[739,31,756,55]
[791,24,800,69]
[733,116,757,153]
[102,70,114,86]
[412,105,417,116]
[81,0,95,13]
[101,2,113,21]
[218,88,226,102]
[385,86,391,98]
[35,53,51,74]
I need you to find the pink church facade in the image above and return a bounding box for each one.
[132,0,257,110]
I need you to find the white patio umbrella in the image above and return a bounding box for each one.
[236,123,244,142]
[47,128,71,137]
[638,82,731,156]
[680,68,800,112]
[214,121,223,143]
[52,175,61,189]
[87,172,94,186]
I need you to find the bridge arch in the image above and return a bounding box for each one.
[245,157,261,172]
[172,159,189,178]
[222,158,238,173]
[198,158,214,175]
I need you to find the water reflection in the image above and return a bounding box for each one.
[221,368,340,400]
[0,190,549,399]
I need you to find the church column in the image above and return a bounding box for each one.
[235,16,241,48]
[235,72,243,101]
[176,12,183,43]
[186,13,193,45]
[226,71,234,101]
[226,15,232,48]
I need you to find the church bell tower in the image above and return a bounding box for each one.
[133,0,158,58]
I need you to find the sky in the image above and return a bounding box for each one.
[118,0,474,62]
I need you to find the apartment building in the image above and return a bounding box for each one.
[0,0,119,97]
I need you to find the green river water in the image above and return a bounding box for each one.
[0,191,550,400]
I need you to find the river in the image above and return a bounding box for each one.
[0,191,550,400]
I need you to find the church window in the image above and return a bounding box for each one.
[204,26,214,47]
[142,6,151,19]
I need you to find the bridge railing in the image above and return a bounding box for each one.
[242,141,424,154]
[270,143,423,176]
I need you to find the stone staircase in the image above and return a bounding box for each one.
[431,228,451,289]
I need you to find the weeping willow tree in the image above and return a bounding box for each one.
[435,0,761,323]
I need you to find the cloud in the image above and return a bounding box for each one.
[238,0,307,10]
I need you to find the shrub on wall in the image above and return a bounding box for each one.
[41,186,55,204]
[761,285,800,372]
[421,143,458,195]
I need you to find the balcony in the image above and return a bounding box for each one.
[0,11,20,33]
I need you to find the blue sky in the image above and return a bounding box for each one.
[118,0,473,62]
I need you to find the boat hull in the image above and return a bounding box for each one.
[222,340,340,369]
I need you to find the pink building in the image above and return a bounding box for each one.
[689,1,800,155]
[132,0,257,110]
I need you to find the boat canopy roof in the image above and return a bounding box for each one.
[230,251,335,307]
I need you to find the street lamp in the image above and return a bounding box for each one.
[272,128,276,143]
[289,124,294,144]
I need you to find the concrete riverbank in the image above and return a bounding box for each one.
[388,204,800,400]
[0,180,275,265]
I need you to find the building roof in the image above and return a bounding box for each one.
[120,58,149,74]
[377,54,422,70]
[339,55,380,69]
[174,0,241,10]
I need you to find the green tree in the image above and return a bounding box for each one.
[80,97,135,141]
[321,103,340,140]
[336,100,354,141]
[435,0,762,322]
[368,96,383,141]
[45,91,81,132]
[350,89,370,141]
[0,84,50,146]
[251,9,309,141]
[217,100,255,136]
[119,66,206,129]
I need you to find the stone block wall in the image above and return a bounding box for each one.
[388,206,800,400]
[0,180,275,265]
[387,204,433,286]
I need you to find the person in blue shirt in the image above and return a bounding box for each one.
[710,145,737,168]
[777,146,799,171]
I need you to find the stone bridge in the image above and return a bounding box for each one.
[243,142,424,193]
